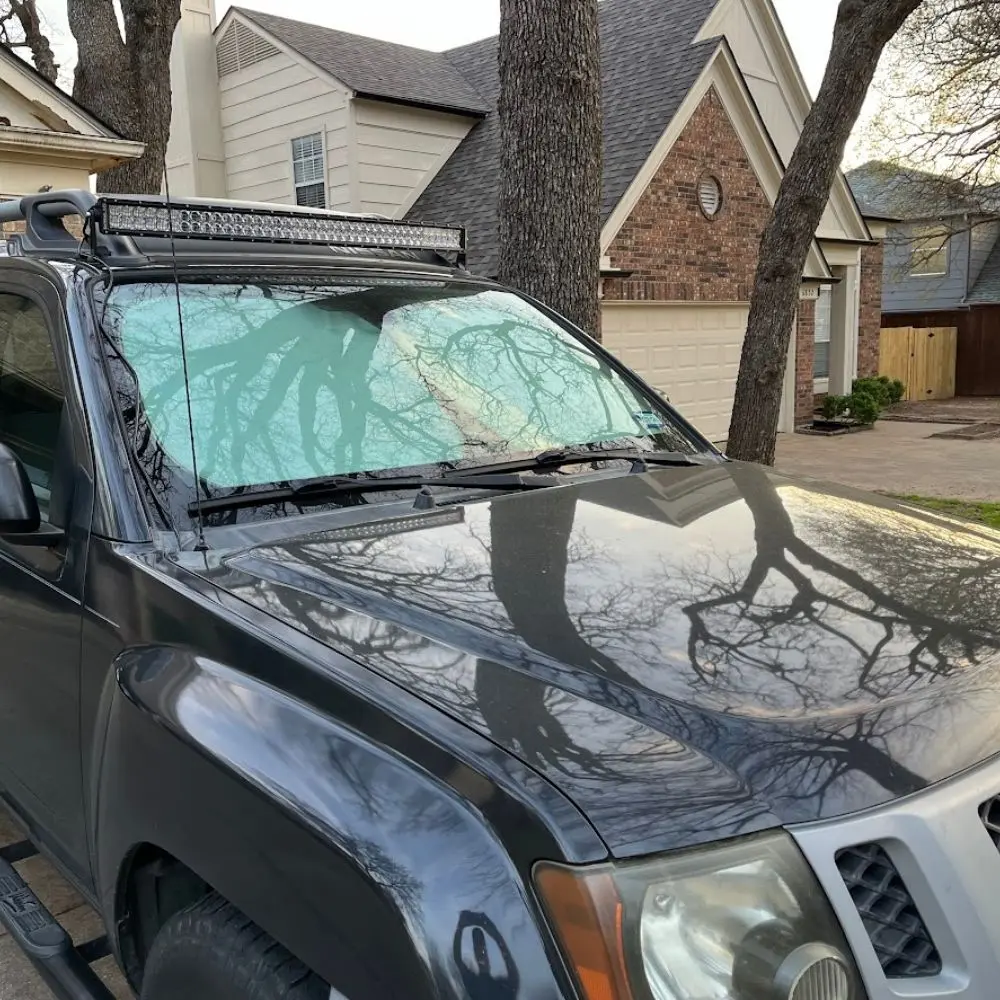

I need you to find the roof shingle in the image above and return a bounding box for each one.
[967,239,1000,305]
[410,0,720,274]
[233,7,491,115]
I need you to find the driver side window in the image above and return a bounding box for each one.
[0,293,65,520]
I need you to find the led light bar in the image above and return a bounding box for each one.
[97,198,465,255]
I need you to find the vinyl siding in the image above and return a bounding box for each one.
[219,49,351,209]
[353,99,474,218]
[882,222,971,313]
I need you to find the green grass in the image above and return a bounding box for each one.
[893,495,1000,530]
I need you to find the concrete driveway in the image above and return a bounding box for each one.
[775,420,1000,501]
[0,810,131,999]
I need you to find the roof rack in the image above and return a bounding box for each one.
[0,190,467,266]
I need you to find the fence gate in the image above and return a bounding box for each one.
[879,326,957,401]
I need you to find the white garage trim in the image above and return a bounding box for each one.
[603,300,797,444]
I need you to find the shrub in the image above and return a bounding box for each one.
[853,376,890,407]
[852,375,906,408]
[820,394,849,420]
[887,378,906,405]
[847,389,881,425]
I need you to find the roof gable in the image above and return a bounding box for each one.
[602,42,831,281]
[698,0,869,243]
[0,45,121,138]
[411,0,720,275]
[229,7,490,116]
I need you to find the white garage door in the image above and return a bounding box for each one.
[602,303,749,443]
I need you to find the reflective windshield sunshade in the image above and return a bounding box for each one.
[97,198,465,253]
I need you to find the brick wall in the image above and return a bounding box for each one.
[603,87,772,303]
[0,216,83,240]
[795,298,816,426]
[858,241,884,377]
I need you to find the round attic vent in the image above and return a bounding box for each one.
[698,174,723,218]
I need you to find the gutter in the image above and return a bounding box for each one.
[965,212,972,299]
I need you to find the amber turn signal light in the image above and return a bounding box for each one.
[534,864,634,1000]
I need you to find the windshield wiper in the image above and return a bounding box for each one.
[455,447,715,477]
[187,472,562,517]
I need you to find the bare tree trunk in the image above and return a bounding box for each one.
[69,0,181,194]
[9,0,57,82]
[726,0,923,465]
[497,0,602,336]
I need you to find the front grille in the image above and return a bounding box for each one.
[835,843,942,978]
[980,795,1000,849]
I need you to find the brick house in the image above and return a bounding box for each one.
[165,0,886,442]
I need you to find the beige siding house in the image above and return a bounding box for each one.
[169,1,482,216]
[0,45,142,200]
[164,0,885,445]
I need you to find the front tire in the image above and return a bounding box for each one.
[139,893,328,999]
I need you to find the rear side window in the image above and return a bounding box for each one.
[0,293,64,517]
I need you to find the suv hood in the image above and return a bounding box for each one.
[207,463,1000,857]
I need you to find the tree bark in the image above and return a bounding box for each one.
[497,0,602,337]
[726,0,923,465]
[9,0,57,82]
[69,0,181,194]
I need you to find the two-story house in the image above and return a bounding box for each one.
[848,160,1000,397]
[164,0,888,442]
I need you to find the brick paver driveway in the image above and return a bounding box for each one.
[883,396,1000,424]
[775,420,1000,501]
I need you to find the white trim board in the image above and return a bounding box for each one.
[698,0,870,244]
[0,47,120,139]
[600,42,833,282]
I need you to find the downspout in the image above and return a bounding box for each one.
[964,212,972,301]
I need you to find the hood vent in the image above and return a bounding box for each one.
[980,794,1000,849]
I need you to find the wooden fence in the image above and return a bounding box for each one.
[879,326,957,401]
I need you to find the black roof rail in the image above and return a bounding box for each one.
[0,190,135,257]
[0,189,467,267]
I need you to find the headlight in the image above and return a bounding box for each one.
[536,832,864,1000]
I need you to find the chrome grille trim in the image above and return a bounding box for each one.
[791,754,1000,1000]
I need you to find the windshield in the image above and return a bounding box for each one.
[100,277,702,521]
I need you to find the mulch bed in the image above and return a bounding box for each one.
[799,420,875,436]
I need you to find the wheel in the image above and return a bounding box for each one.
[139,892,328,999]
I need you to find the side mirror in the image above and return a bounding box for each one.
[0,443,63,547]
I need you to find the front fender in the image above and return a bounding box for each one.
[97,647,577,1000]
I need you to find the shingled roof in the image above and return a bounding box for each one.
[967,239,1000,305]
[233,8,491,116]
[412,0,720,274]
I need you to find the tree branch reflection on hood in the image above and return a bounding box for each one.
[218,464,1000,852]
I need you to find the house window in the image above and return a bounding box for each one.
[814,285,832,379]
[292,134,326,209]
[909,225,950,277]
